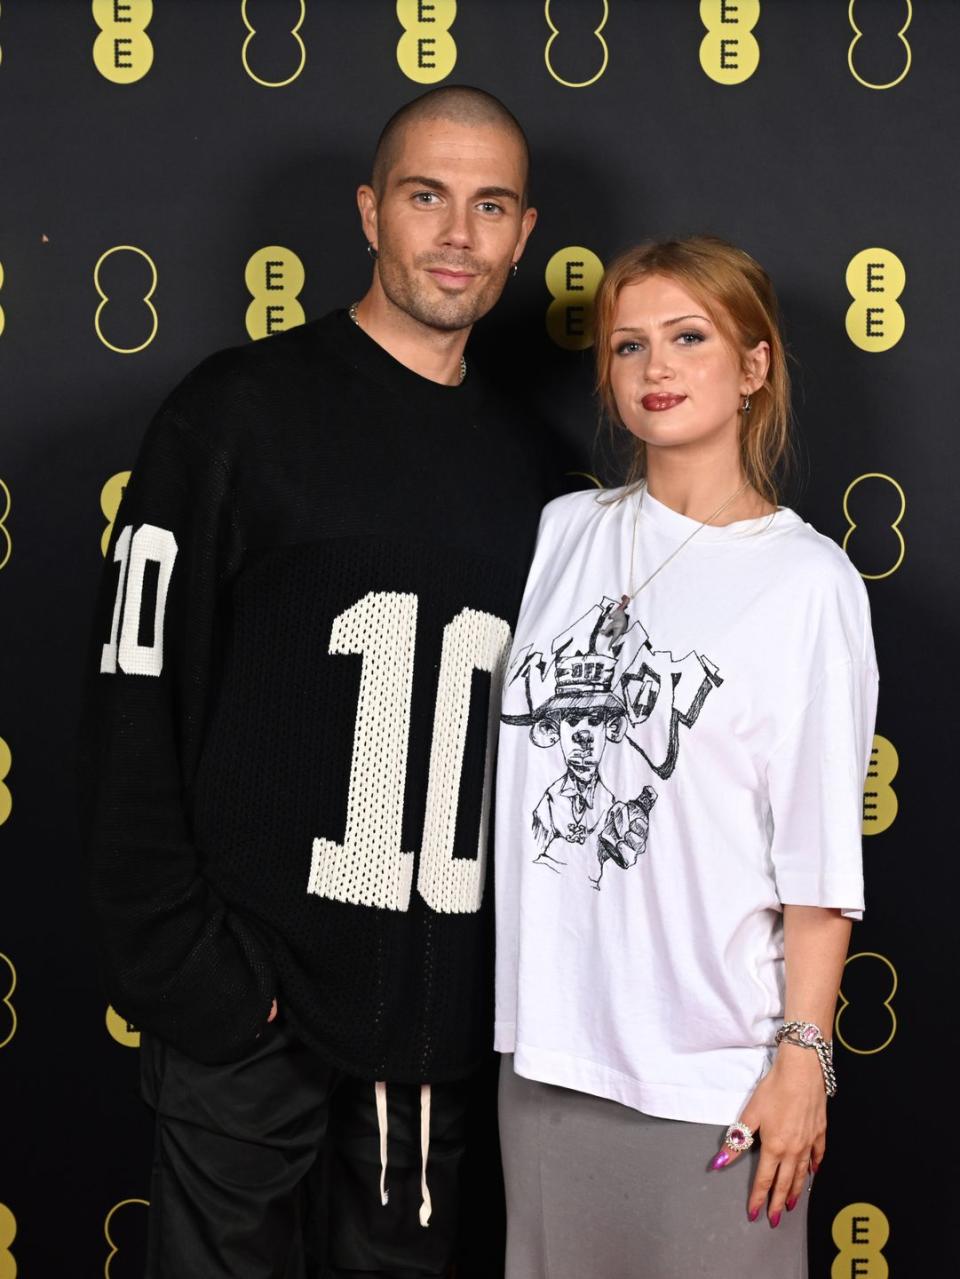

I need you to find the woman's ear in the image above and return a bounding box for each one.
[742,339,770,396]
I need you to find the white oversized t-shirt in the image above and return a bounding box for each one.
[494,486,879,1124]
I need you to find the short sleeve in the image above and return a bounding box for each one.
[765,658,879,920]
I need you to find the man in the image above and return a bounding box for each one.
[80,86,545,1278]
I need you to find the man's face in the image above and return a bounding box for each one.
[362,117,536,331]
[559,709,608,782]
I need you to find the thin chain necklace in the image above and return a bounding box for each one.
[348,301,467,385]
[602,480,751,640]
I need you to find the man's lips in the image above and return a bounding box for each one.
[641,393,687,411]
[426,267,477,286]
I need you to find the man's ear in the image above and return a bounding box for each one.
[357,185,378,252]
[606,715,627,744]
[512,205,538,269]
[531,718,560,749]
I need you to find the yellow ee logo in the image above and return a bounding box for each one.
[0,477,10,571]
[863,734,897,835]
[94,246,158,355]
[832,1202,890,1279]
[241,0,306,88]
[546,247,604,350]
[0,737,11,827]
[0,259,5,338]
[105,1199,149,1277]
[544,0,609,89]
[101,471,132,557]
[0,1203,16,1279]
[0,952,16,1050]
[849,0,911,90]
[106,1004,141,1048]
[93,0,154,85]
[699,0,760,85]
[842,472,905,581]
[835,951,897,1056]
[397,0,456,84]
[845,248,905,352]
[245,247,305,340]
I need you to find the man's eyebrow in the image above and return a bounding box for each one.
[475,185,520,202]
[396,175,448,192]
[612,314,711,333]
[395,175,520,202]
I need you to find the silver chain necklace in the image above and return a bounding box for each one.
[601,480,751,640]
[348,301,467,385]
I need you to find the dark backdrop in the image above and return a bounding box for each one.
[1,1,954,1274]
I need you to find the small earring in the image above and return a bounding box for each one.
[367,243,379,260]
[741,395,751,413]
[510,262,519,279]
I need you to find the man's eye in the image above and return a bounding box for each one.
[414,192,439,205]
[477,201,503,215]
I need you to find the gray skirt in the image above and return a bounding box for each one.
[498,1057,808,1279]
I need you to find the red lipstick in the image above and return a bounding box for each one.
[641,393,687,411]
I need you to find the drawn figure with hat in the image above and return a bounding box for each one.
[503,596,723,890]
[502,599,657,889]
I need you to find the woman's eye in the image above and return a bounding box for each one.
[615,340,642,356]
[677,331,705,345]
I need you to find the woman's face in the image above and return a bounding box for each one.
[607,274,768,457]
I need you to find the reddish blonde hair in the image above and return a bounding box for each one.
[594,236,792,503]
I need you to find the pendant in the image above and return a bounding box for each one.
[600,595,630,641]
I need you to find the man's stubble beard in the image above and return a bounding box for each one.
[375,239,512,333]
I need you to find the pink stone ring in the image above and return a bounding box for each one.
[724,1121,755,1153]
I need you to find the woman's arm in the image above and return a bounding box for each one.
[782,903,852,1035]
[711,904,852,1225]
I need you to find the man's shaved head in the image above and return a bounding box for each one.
[371,85,530,203]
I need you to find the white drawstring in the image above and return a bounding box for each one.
[373,1081,432,1227]
[419,1083,432,1227]
[375,1080,389,1205]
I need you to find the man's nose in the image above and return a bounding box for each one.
[573,729,593,747]
[439,203,473,250]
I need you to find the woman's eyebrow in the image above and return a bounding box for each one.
[612,314,711,333]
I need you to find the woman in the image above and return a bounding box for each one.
[494,236,878,1277]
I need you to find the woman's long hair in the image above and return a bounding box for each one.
[594,236,793,504]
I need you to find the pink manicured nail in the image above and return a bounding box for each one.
[709,1150,731,1170]
[769,1211,782,1229]
[810,1159,820,1175]
[786,1196,798,1212]
[747,1207,760,1222]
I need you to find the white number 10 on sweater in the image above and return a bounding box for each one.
[307,592,512,915]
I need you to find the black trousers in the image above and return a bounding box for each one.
[140,1018,481,1278]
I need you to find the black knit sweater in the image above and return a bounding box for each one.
[80,311,552,1081]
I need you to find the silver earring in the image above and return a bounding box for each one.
[510,263,519,279]
[741,395,751,413]
[367,243,378,260]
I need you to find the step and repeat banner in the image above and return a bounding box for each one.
[1,1,955,1274]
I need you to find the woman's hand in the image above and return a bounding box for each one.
[710,1044,826,1225]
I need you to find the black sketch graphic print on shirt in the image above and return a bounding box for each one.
[501,596,723,889]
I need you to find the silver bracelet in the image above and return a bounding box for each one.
[774,1021,837,1097]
